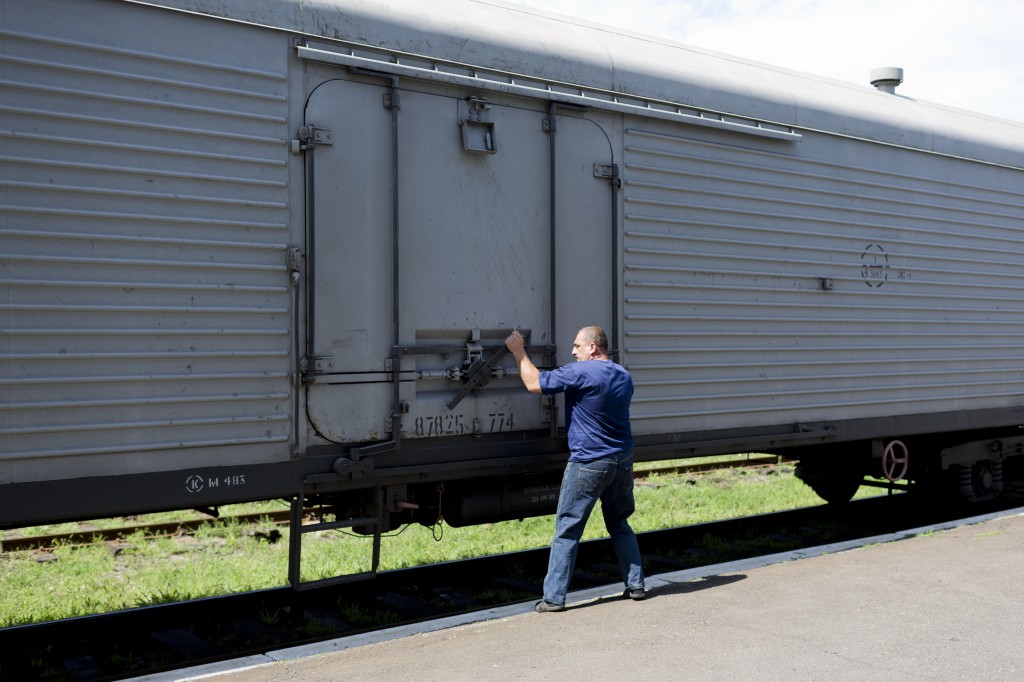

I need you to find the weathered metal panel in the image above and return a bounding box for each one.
[1,0,294,482]
[301,78,614,443]
[622,124,1024,435]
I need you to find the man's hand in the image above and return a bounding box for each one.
[505,329,541,393]
[505,329,526,355]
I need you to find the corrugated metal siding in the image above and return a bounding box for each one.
[622,127,1024,435]
[0,7,293,480]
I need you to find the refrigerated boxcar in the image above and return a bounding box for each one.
[3,0,1024,585]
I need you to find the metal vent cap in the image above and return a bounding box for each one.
[870,67,904,94]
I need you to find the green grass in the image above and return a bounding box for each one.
[0,461,881,627]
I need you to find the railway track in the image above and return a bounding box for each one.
[3,491,1021,682]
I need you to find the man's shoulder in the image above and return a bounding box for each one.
[596,359,631,376]
[581,360,633,385]
[546,360,631,381]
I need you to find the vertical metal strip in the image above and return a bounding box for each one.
[547,104,559,439]
[611,163,620,358]
[304,144,317,364]
[287,491,304,587]
[389,78,403,450]
[548,103,558,349]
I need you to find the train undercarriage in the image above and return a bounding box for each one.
[789,430,1024,504]
[283,422,1024,588]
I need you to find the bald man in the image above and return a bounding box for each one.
[506,326,645,612]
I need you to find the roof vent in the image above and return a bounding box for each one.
[870,67,904,94]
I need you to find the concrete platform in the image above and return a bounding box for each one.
[160,508,1024,681]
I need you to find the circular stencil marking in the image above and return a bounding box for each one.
[185,474,205,493]
[861,243,890,288]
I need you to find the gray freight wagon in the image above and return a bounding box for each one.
[3,0,1024,584]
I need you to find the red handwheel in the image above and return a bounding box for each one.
[882,440,909,481]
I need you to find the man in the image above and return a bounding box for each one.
[505,326,645,612]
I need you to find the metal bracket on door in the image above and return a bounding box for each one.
[443,328,535,410]
[445,344,510,410]
[594,163,620,187]
[296,125,333,151]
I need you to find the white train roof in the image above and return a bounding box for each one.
[140,0,1024,168]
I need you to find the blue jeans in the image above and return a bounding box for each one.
[542,450,644,606]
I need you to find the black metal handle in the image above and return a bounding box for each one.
[445,344,511,410]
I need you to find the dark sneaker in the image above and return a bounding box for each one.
[623,588,647,601]
[535,600,566,613]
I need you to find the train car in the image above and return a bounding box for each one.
[3,0,1024,585]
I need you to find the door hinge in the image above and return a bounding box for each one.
[294,125,333,152]
[594,163,621,188]
[300,355,335,375]
[288,248,302,285]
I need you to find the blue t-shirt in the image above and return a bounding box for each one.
[539,359,634,462]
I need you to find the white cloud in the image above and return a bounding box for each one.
[508,0,1023,122]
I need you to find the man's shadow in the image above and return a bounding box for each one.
[561,573,748,611]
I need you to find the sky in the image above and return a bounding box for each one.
[509,0,1023,123]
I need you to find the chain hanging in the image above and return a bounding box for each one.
[432,483,445,541]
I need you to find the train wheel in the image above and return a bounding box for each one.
[954,460,1003,502]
